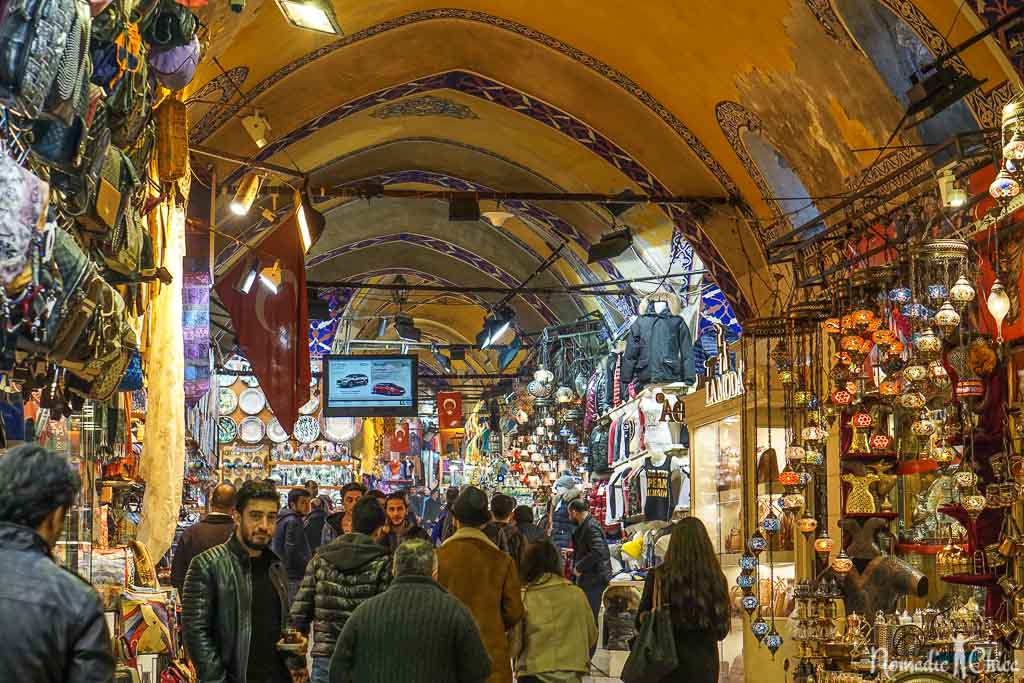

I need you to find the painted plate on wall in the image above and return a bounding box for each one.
[218,387,238,415]
[217,373,236,388]
[293,415,320,444]
[322,417,360,443]
[298,395,320,415]
[267,419,289,444]
[238,416,266,444]
[218,417,237,444]
[239,388,266,415]
[241,374,260,388]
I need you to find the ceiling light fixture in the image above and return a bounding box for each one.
[234,255,261,294]
[393,314,422,343]
[295,188,326,253]
[259,259,282,294]
[241,111,272,149]
[230,173,262,216]
[274,0,342,34]
[587,226,632,263]
[497,335,523,370]
[376,317,389,338]
[482,201,515,228]
[478,306,515,350]
[432,345,453,373]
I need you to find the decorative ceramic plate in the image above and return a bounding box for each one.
[218,387,238,415]
[217,373,236,388]
[294,415,320,444]
[298,395,320,416]
[322,417,360,443]
[238,416,266,444]
[219,356,248,387]
[218,417,237,444]
[267,419,289,444]
[241,374,260,388]
[239,388,266,415]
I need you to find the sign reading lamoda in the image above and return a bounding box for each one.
[703,324,745,407]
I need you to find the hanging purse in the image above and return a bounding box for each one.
[0,153,49,288]
[77,143,138,233]
[0,0,79,118]
[147,35,198,91]
[120,587,172,656]
[140,0,197,47]
[620,573,678,683]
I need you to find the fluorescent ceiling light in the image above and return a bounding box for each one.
[482,210,514,228]
[295,190,325,253]
[230,173,261,216]
[259,260,282,294]
[235,255,260,294]
[275,0,341,34]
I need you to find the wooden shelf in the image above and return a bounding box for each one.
[269,460,353,466]
[842,452,897,461]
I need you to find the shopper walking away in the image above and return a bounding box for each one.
[481,493,514,553]
[380,492,430,553]
[432,485,460,546]
[515,540,597,683]
[273,487,313,599]
[323,482,366,544]
[436,486,524,683]
[305,480,320,499]
[568,499,612,624]
[291,496,392,683]
[331,539,491,683]
[635,518,730,683]
[183,480,303,683]
[305,496,328,553]
[501,505,547,568]
[171,482,237,594]
[549,475,581,553]
[0,444,115,683]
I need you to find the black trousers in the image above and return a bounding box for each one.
[580,580,608,624]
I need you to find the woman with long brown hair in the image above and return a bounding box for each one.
[636,517,730,683]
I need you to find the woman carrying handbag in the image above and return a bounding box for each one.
[626,518,731,683]
[513,540,597,683]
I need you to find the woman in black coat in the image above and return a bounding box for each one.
[636,518,730,683]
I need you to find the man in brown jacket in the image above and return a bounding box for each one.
[436,486,524,683]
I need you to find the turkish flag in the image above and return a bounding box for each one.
[437,391,462,429]
[215,209,310,434]
[392,421,410,453]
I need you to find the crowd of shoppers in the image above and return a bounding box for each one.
[7,447,730,683]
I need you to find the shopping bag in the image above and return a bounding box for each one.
[620,574,678,683]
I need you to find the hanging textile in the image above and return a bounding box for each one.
[182,270,211,406]
[136,201,186,561]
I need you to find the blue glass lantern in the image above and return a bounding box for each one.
[740,553,758,572]
[901,303,932,320]
[888,287,912,304]
[926,284,948,302]
[751,617,769,642]
[761,511,781,536]
[741,595,759,615]
[736,573,756,590]
[765,628,784,655]
[748,531,768,555]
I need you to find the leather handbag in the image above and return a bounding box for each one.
[0,154,49,288]
[41,0,92,124]
[50,114,112,216]
[621,573,678,683]
[0,0,78,118]
[78,143,139,233]
[98,199,144,276]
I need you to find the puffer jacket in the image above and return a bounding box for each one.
[272,508,311,581]
[589,426,610,474]
[182,534,294,683]
[289,532,392,658]
[0,522,114,683]
[621,304,696,387]
[550,487,582,552]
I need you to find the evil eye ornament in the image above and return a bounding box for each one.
[762,511,781,536]
[736,573,757,590]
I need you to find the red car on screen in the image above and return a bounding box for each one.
[372,382,406,396]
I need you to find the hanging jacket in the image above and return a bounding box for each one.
[594,363,611,417]
[589,427,610,475]
[583,373,599,436]
[602,353,618,409]
[621,304,696,387]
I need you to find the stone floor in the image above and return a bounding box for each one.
[583,649,623,683]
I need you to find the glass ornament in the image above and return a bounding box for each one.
[888,287,912,305]
[797,514,818,536]
[762,511,781,536]
[782,493,805,511]
[555,386,574,403]
[814,533,834,555]
[823,318,841,336]
[1004,131,1024,160]
[926,284,948,302]
[934,301,960,331]
[751,617,769,642]
[898,391,927,410]
[764,628,784,655]
[963,494,988,519]
[533,368,554,384]
[741,595,759,616]
[928,361,951,390]
[779,468,801,488]
[740,553,758,572]
[902,363,927,383]
[831,389,853,406]
[785,445,805,462]
[831,549,854,574]
[913,329,942,356]
[850,412,873,428]
[949,276,976,307]
[736,573,756,589]
[851,309,875,331]
[902,303,932,320]
[803,449,824,467]
[988,279,1011,342]
[748,531,768,556]
[869,434,892,452]
[879,377,902,398]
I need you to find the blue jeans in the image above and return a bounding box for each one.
[311,656,330,683]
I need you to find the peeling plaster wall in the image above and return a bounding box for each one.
[732,0,911,197]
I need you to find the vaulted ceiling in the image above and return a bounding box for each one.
[191,1,1022,379]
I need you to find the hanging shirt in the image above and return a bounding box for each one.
[642,457,672,521]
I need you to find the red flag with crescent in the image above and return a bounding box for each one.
[215,209,311,434]
[437,391,462,429]
[392,421,410,453]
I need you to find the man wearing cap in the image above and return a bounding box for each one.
[436,486,524,683]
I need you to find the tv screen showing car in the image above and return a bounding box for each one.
[322,354,418,417]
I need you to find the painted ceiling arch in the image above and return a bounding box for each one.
[193,0,1024,345]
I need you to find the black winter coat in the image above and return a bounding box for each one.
[0,523,114,683]
[272,508,311,581]
[502,522,547,567]
[182,534,295,683]
[621,306,696,387]
[572,515,612,586]
[171,513,235,593]
[289,533,392,657]
[589,426,610,474]
[304,508,328,552]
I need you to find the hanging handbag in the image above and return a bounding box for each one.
[77,143,138,233]
[620,573,678,683]
[120,587,172,656]
[147,35,198,91]
[0,154,49,288]
[117,350,143,391]
[0,0,79,118]
[140,0,196,47]
[155,95,187,181]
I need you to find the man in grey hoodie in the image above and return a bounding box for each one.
[290,496,392,683]
[549,474,581,554]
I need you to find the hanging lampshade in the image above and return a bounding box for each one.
[934,301,961,332]
[949,276,976,308]
[543,416,556,427]
[751,617,769,642]
[814,531,834,556]
[555,386,574,404]
[748,530,768,556]
[534,368,554,384]
[797,513,818,537]
[741,595,759,616]
[740,553,758,572]
[761,511,781,536]
[987,279,1011,342]
[764,628,784,656]
[1004,130,1024,160]
[831,549,854,574]
[990,169,1021,200]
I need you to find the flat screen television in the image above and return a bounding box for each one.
[322,354,418,417]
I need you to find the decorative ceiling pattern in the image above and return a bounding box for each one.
[371,94,479,119]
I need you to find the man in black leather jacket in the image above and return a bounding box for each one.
[0,444,114,683]
[569,498,613,624]
[183,480,302,683]
[290,496,392,683]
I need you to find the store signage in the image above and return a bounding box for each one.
[655,392,686,423]
[704,323,745,407]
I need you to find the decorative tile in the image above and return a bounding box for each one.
[371,94,478,120]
